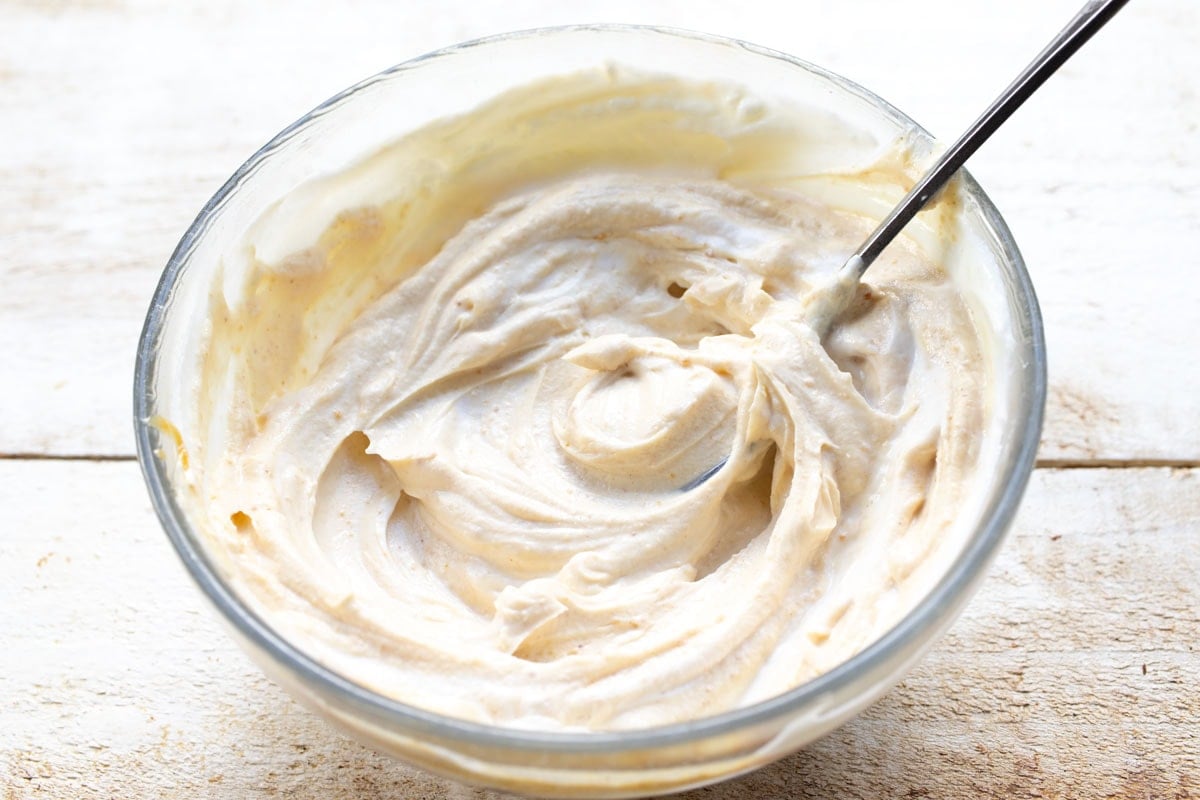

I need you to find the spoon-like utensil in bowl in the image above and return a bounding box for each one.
[684,0,1129,491]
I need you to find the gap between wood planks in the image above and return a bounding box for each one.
[0,453,137,461]
[1034,458,1200,469]
[1,453,1198,469]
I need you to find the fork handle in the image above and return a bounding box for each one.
[848,0,1130,277]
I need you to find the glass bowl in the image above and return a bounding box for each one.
[134,25,1046,798]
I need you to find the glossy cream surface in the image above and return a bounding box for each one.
[173,71,991,731]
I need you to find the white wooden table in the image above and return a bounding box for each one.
[3,1,1197,797]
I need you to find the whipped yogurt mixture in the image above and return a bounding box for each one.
[171,72,991,730]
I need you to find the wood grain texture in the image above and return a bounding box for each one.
[0,0,1197,460]
[3,0,1199,797]
[2,462,1197,799]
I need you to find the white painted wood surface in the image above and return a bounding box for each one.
[3,464,1196,798]
[1,1,1197,797]
[2,0,1198,461]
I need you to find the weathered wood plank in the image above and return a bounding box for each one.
[1,0,1197,461]
[1,462,1196,798]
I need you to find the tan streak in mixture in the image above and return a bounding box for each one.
[181,72,986,731]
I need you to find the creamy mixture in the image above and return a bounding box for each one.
[172,72,990,731]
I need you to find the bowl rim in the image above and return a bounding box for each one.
[134,22,1046,753]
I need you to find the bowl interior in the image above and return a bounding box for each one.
[134,24,1045,755]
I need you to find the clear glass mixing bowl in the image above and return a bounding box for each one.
[134,25,1046,798]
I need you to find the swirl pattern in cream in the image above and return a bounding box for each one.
[179,73,988,731]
